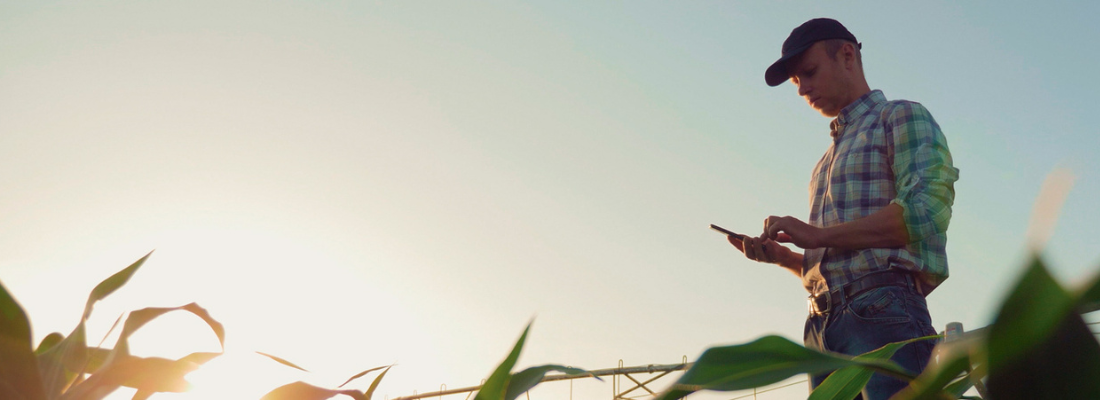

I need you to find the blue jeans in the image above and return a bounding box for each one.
[804,285,937,400]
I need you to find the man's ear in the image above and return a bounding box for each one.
[841,42,858,70]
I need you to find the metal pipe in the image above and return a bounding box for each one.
[389,362,692,400]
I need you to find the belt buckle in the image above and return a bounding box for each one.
[808,291,831,315]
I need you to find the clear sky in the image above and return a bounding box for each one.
[2,1,1098,399]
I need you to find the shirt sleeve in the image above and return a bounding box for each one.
[886,102,960,243]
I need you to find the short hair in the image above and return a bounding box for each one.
[822,38,862,66]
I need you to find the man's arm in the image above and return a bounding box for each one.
[764,102,957,252]
[763,203,909,250]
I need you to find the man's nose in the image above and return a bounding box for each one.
[797,82,811,97]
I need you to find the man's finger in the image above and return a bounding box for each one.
[754,238,766,261]
[775,233,793,243]
[727,235,744,251]
[763,215,780,239]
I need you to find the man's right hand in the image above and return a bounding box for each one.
[727,234,803,277]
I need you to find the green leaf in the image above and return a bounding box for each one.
[60,352,220,400]
[81,347,114,376]
[257,352,310,372]
[810,366,871,400]
[889,331,986,400]
[259,382,366,400]
[655,336,914,400]
[505,365,594,400]
[942,374,976,398]
[36,323,87,398]
[890,352,971,400]
[985,255,1075,375]
[57,303,224,400]
[986,312,1100,399]
[0,280,48,400]
[1074,263,1100,313]
[35,333,64,356]
[809,336,937,400]
[363,365,391,400]
[337,365,388,388]
[85,252,151,320]
[125,352,219,393]
[113,303,225,357]
[473,322,532,400]
[37,253,153,398]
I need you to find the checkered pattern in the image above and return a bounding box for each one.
[801,90,959,295]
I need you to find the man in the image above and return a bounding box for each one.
[726,18,959,399]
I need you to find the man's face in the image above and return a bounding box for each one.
[787,42,851,117]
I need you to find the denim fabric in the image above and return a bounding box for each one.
[804,285,936,400]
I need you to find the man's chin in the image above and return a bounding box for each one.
[814,106,840,118]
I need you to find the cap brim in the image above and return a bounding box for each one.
[764,43,812,87]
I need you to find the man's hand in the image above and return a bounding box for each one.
[727,234,802,277]
[763,215,823,249]
[762,204,911,251]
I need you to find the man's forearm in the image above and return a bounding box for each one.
[819,203,909,250]
[779,250,803,277]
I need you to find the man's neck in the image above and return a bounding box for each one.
[830,83,872,119]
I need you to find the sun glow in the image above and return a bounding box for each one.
[86,227,441,399]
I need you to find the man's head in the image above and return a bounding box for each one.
[765,19,870,117]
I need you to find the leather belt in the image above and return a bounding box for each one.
[808,271,921,316]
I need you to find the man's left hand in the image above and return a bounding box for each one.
[764,215,824,249]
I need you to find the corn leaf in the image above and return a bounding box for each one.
[35,333,65,356]
[37,253,152,398]
[260,382,366,400]
[59,352,218,400]
[127,352,219,393]
[36,323,87,398]
[942,375,976,398]
[888,329,988,400]
[80,348,113,377]
[505,365,594,400]
[257,352,309,372]
[655,335,914,400]
[890,352,970,400]
[113,303,225,357]
[85,252,151,320]
[363,365,391,400]
[986,312,1100,399]
[473,322,531,400]
[810,366,869,400]
[985,255,1074,374]
[1074,263,1100,313]
[0,280,48,400]
[59,303,223,400]
[809,335,938,400]
[337,365,388,389]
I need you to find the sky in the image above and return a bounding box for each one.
[2,1,1099,399]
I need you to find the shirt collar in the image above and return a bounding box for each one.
[830,90,884,139]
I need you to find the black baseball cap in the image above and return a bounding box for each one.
[765,18,860,87]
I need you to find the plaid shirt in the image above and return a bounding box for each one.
[802,90,959,296]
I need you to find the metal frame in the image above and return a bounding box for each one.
[388,360,691,400]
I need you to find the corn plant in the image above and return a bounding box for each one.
[0,251,225,400]
[257,321,594,400]
[654,253,1100,400]
[471,322,597,400]
[257,352,392,400]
